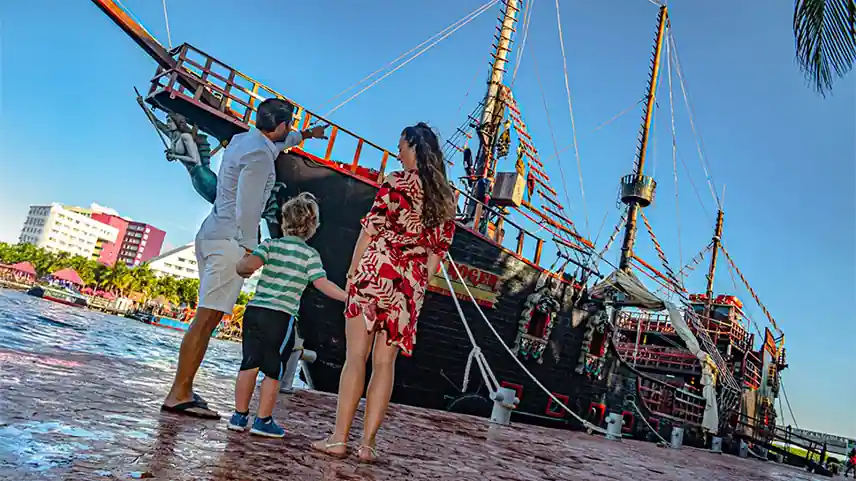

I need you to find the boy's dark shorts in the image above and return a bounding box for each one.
[239,305,296,381]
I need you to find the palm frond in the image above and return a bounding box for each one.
[793,0,856,96]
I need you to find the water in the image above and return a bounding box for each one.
[0,289,242,378]
[0,288,315,476]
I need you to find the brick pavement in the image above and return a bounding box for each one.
[0,348,816,480]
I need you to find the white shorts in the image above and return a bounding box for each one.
[195,237,245,314]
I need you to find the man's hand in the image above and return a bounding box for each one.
[305,125,329,140]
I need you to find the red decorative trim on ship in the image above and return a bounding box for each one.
[546,393,569,418]
[621,411,635,433]
[588,403,606,426]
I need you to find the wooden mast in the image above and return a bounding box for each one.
[467,0,520,231]
[618,5,669,272]
[703,209,724,319]
[476,0,520,179]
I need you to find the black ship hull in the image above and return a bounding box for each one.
[268,152,608,427]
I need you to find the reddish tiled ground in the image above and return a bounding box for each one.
[0,348,815,480]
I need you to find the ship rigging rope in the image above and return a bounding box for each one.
[322,0,496,111]
[640,211,685,292]
[553,0,590,238]
[322,0,500,117]
[719,243,781,334]
[654,244,710,296]
[668,32,721,210]
[723,261,796,429]
[585,209,626,274]
[780,381,799,429]
[630,401,670,444]
[511,0,535,86]
[443,252,609,435]
[676,244,709,279]
[591,210,610,248]
[444,72,482,153]
[531,52,581,243]
[541,99,644,163]
[666,35,684,271]
[161,0,173,49]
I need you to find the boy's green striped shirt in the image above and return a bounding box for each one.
[247,235,326,315]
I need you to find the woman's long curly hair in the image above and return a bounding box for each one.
[401,122,456,229]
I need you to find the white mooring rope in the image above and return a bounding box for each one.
[440,262,499,394]
[441,253,608,435]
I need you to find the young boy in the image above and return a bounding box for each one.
[229,192,346,437]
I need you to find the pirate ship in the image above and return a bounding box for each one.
[92,0,788,443]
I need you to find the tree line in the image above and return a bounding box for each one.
[0,242,252,307]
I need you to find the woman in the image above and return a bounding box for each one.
[312,122,456,462]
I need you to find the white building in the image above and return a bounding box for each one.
[147,242,259,293]
[18,204,119,258]
[148,243,199,280]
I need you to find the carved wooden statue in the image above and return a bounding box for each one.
[136,94,217,203]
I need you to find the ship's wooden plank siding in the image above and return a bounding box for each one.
[273,155,608,428]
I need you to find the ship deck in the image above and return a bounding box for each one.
[0,347,815,481]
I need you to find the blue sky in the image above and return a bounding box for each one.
[1,1,853,436]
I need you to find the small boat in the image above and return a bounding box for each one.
[144,314,221,338]
[27,285,88,308]
[151,316,190,332]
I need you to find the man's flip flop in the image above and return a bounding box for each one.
[160,399,220,419]
[192,393,210,408]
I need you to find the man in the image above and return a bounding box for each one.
[161,98,327,418]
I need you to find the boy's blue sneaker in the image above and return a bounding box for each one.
[250,416,285,438]
[227,412,249,432]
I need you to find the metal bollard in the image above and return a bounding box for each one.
[279,348,317,394]
[489,387,519,425]
[605,413,624,441]
[670,426,684,449]
[711,436,723,453]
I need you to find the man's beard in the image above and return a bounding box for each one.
[271,131,290,143]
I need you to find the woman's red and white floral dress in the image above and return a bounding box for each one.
[345,170,455,356]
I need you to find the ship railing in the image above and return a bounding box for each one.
[615,311,674,334]
[732,415,827,465]
[694,313,753,352]
[637,378,704,425]
[147,44,396,181]
[143,43,582,274]
[616,343,699,372]
[742,354,762,390]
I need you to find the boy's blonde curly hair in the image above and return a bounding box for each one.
[281,192,320,240]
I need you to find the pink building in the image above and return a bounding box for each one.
[90,213,166,267]
[91,213,129,266]
[119,221,166,267]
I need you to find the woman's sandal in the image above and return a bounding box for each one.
[357,444,379,464]
[310,437,349,459]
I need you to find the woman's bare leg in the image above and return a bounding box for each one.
[360,329,399,458]
[312,314,371,454]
